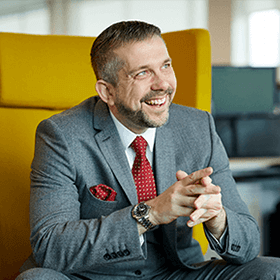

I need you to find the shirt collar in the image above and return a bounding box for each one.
[109,110,156,152]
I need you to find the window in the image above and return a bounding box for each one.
[0,1,49,35]
[249,9,280,67]
[71,0,208,37]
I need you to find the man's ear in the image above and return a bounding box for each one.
[95,80,114,104]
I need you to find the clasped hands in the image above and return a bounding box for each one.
[146,167,227,239]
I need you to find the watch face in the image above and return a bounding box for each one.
[135,203,148,217]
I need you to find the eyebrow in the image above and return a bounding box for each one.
[127,58,172,77]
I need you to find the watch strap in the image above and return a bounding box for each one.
[138,216,155,230]
[132,202,156,231]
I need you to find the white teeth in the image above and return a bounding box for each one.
[146,97,166,105]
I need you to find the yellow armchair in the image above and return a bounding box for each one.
[0,29,211,280]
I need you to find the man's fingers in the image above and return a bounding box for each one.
[183,167,213,185]
[176,170,188,181]
[194,193,222,209]
[184,183,220,196]
[200,176,212,186]
[189,208,207,222]
[176,168,218,196]
[178,195,197,208]
[176,167,213,185]
[194,194,210,209]
[187,192,223,227]
[187,207,221,227]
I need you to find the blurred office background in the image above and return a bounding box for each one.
[1,0,280,257]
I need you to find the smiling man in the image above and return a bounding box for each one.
[17,21,280,280]
[95,30,176,133]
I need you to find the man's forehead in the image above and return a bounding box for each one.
[115,37,170,68]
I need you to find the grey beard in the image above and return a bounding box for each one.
[114,87,173,129]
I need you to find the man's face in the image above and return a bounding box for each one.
[107,36,177,134]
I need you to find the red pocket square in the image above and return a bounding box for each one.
[89,184,117,201]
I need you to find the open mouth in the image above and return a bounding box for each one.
[144,96,167,106]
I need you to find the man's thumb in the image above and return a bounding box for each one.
[176,170,188,181]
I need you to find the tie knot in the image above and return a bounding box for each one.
[131,136,147,156]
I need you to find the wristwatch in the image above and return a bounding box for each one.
[132,202,156,230]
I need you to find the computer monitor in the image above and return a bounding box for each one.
[212,66,280,158]
[212,66,277,117]
[215,117,280,157]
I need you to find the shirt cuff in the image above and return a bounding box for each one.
[204,225,228,253]
[140,234,144,246]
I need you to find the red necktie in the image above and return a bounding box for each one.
[131,136,157,202]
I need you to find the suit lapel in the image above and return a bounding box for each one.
[92,99,178,204]
[93,99,180,259]
[154,125,177,195]
[154,123,180,262]
[93,99,138,205]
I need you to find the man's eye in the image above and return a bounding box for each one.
[162,63,171,69]
[138,71,147,76]
[135,70,149,78]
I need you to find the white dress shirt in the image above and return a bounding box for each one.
[110,111,156,169]
[109,111,227,251]
[110,111,156,245]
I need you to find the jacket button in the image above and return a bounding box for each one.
[117,251,124,257]
[123,249,130,256]
[231,244,241,252]
[135,270,142,275]
[103,253,112,261]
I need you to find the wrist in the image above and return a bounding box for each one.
[145,200,160,226]
[131,202,156,231]
[205,207,227,239]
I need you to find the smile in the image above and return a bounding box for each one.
[145,96,166,106]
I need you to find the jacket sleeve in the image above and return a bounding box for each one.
[205,112,260,264]
[29,118,145,273]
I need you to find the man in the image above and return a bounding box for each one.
[17,21,280,280]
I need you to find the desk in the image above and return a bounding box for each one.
[229,157,280,182]
[215,114,280,158]
[229,157,280,256]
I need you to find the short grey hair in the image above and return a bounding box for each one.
[90,21,162,87]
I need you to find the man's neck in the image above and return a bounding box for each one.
[109,110,156,152]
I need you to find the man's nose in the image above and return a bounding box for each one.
[151,73,169,91]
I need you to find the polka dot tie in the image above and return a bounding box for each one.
[131,136,157,203]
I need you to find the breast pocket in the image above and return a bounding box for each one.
[80,185,119,219]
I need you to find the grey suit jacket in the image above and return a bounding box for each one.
[29,96,260,275]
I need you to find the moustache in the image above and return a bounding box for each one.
[140,87,174,103]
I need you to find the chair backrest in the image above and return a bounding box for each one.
[0,29,211,280]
